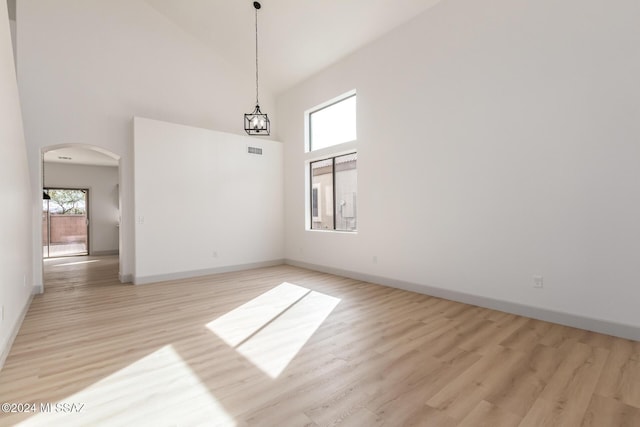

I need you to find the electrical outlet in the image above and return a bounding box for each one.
[1,305,4,322]
[23,274,27,287]
[212,250,218,258]
[533,275,544,288]
[372,255,378,264]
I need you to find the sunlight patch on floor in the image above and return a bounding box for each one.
[50,260,100,267]
[207,282,341,378]
[206,282,310,346]
[17,345,235,427]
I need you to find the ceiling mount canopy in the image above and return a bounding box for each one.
[244,1,270,136]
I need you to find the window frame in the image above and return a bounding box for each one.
[306,91,357,153]
[309,152,357,232]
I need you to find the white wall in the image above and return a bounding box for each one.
[0,0,32,366]
[133,117,283,283]
[45,163,119,255]
[17,0,277,286]
[278,0,640,334]
[8,18,14,61]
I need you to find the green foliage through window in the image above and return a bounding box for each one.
[45,189,87,214]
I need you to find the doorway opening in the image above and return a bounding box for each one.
[41,144,122,291]
[42,188,89,258]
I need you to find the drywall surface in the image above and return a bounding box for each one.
[133,117,283,283]
[8,18,14,60]
[17,0,277,286]
[0,0,33,366]
[277,0,640,330]
[45,163,119,255]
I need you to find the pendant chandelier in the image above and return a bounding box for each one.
[244,1,270,135]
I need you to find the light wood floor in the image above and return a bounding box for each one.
[1,256,639,426]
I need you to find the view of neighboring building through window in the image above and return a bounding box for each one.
[310,153,357,231]
[308,93,356,151]
[307,91,357,232]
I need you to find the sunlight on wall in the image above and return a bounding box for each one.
[207,283,341,378]
[17,345,235,427]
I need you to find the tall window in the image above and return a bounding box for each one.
[310,153,357,231]
[307,91,357,232]
[308,93,356,152]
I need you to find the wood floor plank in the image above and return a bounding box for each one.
[457,400,521,427]
[483,344,562,417]
[0,255,637,426]
[365,348,480,417]
[594,338,640,410]
[426,345,526,420]
[499,318,554,353]
[518,342,609,427]
[581,394,640,427]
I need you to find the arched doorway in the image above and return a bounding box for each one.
[41,144,121,290]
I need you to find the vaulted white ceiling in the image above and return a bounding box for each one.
[19,1,443,167]
[145,0,443,95]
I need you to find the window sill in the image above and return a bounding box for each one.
[306,229,358,235]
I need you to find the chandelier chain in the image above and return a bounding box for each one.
[255,6,259,106]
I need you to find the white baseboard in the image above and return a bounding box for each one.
[92,250,119,256]
[0,294,33,371]
[133,259,285,285]
[119,273,133,284]
[285,259,640,342]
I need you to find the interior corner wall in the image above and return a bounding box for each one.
[16,0,277,287]
[45,163,119,255]
[277,0,640,332]
[8,18,15,60]
[0,0,33,366]
[133,117,284,284]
